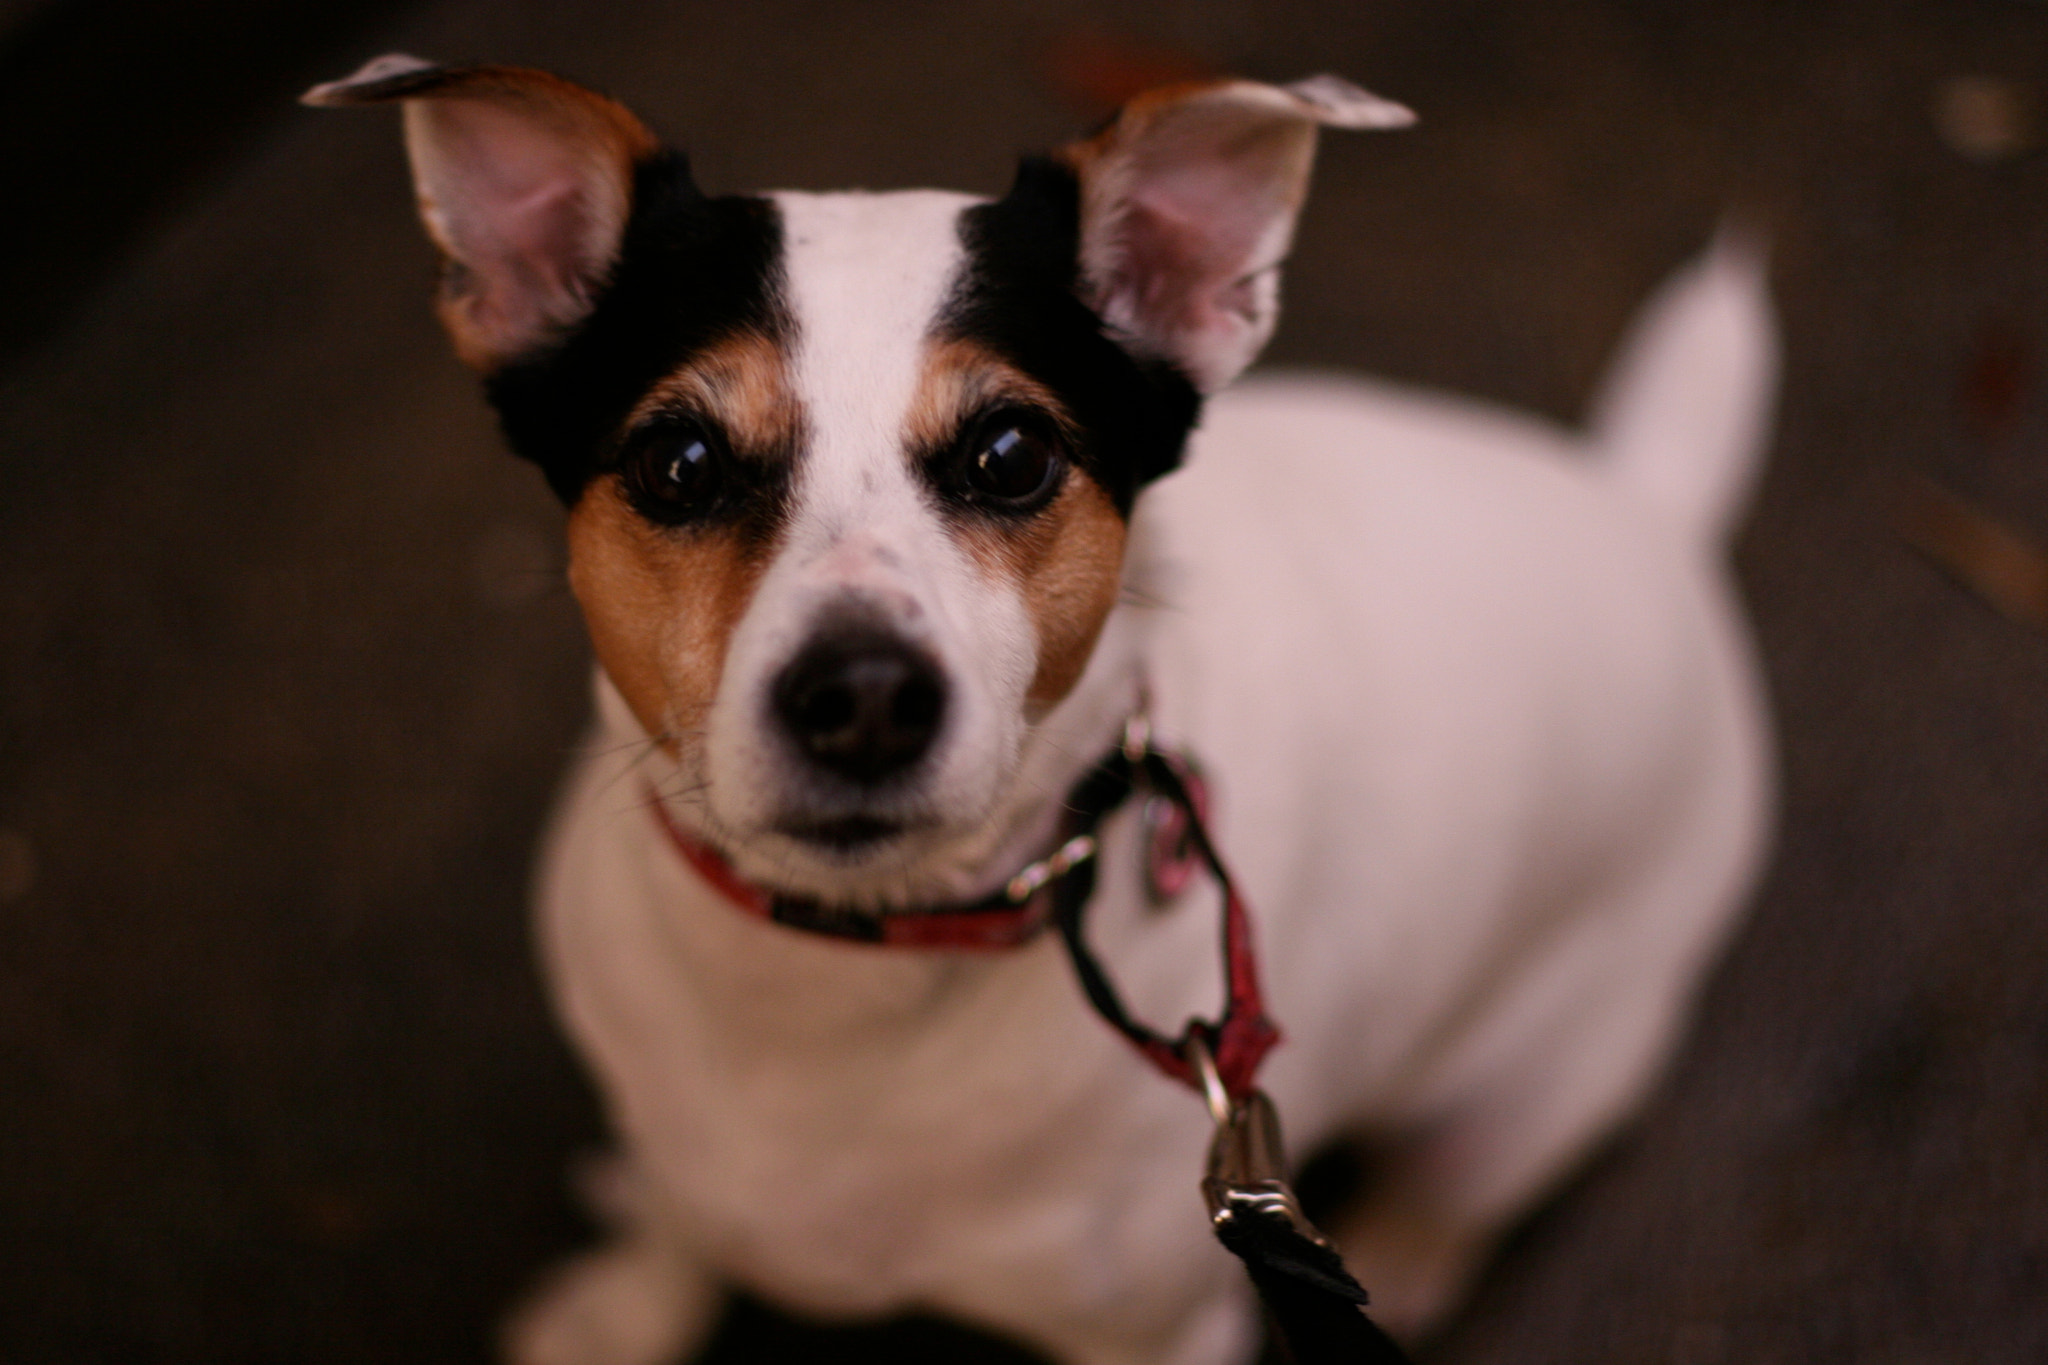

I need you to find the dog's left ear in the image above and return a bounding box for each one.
[1062,76,1413,393]
[305,54,660,371]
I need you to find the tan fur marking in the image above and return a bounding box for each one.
[904,338,1072,454]
[1007,475,1127,711]
[463,67,661,164]
[568,330,795,756]
[1055,77,1249,178]
[910,338,1128,712]
[567,478,775,758]
[630,331,803,458]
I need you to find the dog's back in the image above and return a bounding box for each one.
[1116,234,1775,1331]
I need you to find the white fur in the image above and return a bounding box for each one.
[506,222,1775,1365]
[694,190,1055,906]
[1589,227,1778,544]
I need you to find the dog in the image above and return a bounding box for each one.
[307,54,1776,1365]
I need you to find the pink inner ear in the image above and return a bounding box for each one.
[463,177,595,311]
[1114,202,1208,323]
[414,96,625,356]
[1140,149,1288,266]
[1112,148,1291,340]
[1082,94,1316,391]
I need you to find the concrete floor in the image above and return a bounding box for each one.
[5,2,2048,1361]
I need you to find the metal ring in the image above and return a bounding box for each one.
[1185,1033,1232,1126]
[1122,711,1151,764]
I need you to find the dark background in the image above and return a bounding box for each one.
[5,1,2048,1361]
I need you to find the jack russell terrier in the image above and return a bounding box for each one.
[307,54,1775,1365]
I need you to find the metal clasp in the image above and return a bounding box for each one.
[1122,709,1152,765]
[1187,1035,1335,1250]
[1003,833,1097,905]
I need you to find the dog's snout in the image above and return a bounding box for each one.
[772,627,947,784]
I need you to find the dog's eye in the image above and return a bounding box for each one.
[961,416,1063,509]
[620,420,726,524]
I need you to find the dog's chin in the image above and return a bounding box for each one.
[775,814,921,855]
[721,795,1042,908]
[703,733,1045,905]
[730,815,959,908]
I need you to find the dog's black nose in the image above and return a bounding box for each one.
[771,626,947,784]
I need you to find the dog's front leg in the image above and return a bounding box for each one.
[502,1151,721,1365]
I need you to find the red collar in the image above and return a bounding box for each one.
[647,735,1280,1100]
[648,798,1075,950]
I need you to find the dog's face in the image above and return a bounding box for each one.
[565,185,1162,899]
[308,58,1409,902]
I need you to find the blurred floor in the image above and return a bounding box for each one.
[4,2,2048,1362]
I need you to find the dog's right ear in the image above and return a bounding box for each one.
[1059,75,1413,393]
[304,55,661,371]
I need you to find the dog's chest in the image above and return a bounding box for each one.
[545,819,1223,1317]
[663,1051,1174,1313]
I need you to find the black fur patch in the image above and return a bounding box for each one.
[942,156,1202,518]
[487,151,790,505]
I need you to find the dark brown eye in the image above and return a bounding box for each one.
[962,416,1062,508]
[621,420,726,524]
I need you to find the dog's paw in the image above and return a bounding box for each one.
[501,1240,718,1365]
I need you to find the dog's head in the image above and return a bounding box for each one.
[307,56,1409,904]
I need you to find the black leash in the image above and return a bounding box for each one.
[1052,727,1413,1365]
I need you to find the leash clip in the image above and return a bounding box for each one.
[1186,1035,1333,1252]
[1189,1037,1408,1363]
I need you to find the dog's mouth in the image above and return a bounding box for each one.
[775,814,916,852]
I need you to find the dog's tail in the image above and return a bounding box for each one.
[1587,225,1779,547]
